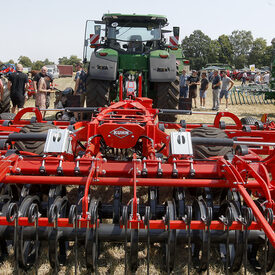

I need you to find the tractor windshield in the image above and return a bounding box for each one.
[107,25,161,42]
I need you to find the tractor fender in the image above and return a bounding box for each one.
[149,50,177,82]
[88,48,118,81]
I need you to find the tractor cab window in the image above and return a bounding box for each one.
[106,24,161,53]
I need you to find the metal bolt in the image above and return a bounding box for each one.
[108,135,111,138]
[131,135,134,138]
[102,170,106,175]
[16,167,21,173]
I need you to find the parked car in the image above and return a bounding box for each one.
[236,71,254,82]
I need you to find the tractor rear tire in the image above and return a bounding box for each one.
[86,79,110,107]
[191,127,232,159]
[0,78,10,114]
[155,77,180,122]
[240,116,258,125]
[15,123,57,155]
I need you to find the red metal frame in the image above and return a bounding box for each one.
[0,98,274,248]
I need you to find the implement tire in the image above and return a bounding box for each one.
[86,79,110,107]
[240,116,258,125]
[191,127,231,159]
[15,123,57,155]
[0,78,10,113]
[0,112,15,120]
[155,77,180,122]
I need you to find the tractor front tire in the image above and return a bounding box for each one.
[15,123,57,155]
[0,78,10,114]
[155,77,180,122]
[86,79,110,107]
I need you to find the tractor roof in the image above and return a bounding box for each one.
[102,13,168,26]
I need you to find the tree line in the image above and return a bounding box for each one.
[0,55,82,70]
[1,30,273,72]
[181,30,273,70]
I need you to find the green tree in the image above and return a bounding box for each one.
[58,55,81,67]
[248,38,268,68]
[181,30,212,70]
[18,56,32,67]
[43,58,54,65]
[32,60,45,70]
[208,40,220,64]
[217,35,233,65]
[229,30,253,68]
[8,59,15,64]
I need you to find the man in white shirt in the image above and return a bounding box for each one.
[263,72,270,84]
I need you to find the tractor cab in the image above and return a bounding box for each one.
[83,14,168,62]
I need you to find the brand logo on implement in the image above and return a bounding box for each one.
[110,127,133,139]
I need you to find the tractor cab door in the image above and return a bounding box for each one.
[83,20,104,63]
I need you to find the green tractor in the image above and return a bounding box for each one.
[83,13,183,118]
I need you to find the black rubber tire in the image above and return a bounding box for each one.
[155,77,180,122]
[0,78,10,114]
[86,79,110,107]
[15,123,57,155]
[191,127,232,159]
[240,116,258,125]
[0,112,15,120]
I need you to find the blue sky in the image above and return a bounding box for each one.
[1,0,274,63]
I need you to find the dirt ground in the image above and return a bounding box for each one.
[23,78,275,124]
[1,77,275,274]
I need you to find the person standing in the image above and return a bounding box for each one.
[263,71,270,84]
[199,72,208,108]
[254,72,261,84]
[211,70,221,111]
[242,71,247,85]
[179,69,188,98]
[7,64,29,113]
[74,63,87,120]
[0,74,3,102]
[36,74,54,118]
[219,71,234,111]
[187,70,200,108]
[33,66,53,108]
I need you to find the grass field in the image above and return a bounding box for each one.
[1,77,275,274]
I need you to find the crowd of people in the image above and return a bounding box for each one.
[180,69,234,111]
[1,63,87,118]
[0,64,271,117]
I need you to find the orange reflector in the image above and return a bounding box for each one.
[183,60,190,64]
[159,54,168,58]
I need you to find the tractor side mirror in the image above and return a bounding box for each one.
[173,27,180,38]
[123,44,128,49]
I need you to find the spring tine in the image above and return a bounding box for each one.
[122,206,128,275]
[54,210,58,275]
[35,209,38,275]
[206,207,212,275]
[69,205,78,275]
[144,206,151,275]
[219,206,233,275]
[263,208,273,273]
[6,203,19,274]
[28,203,39,275]
[243,207,252,275]
[226,224,230,275]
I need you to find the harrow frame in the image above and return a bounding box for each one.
[0,97,274,273]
